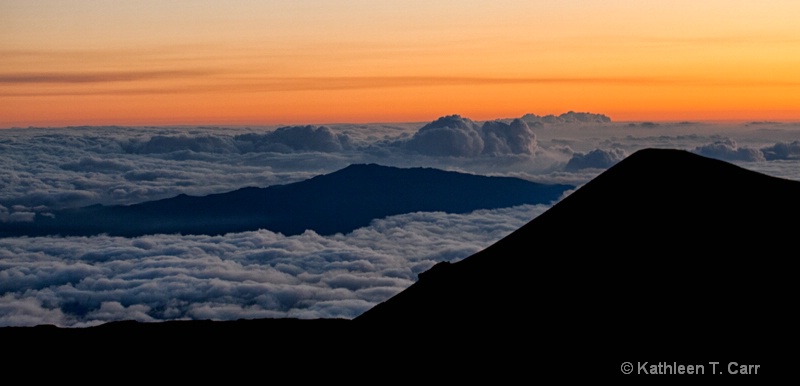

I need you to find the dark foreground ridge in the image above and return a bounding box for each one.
[2,148,795,381]
[0,163,571,237]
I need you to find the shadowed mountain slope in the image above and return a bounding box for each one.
[0,164,571,238]
[354,148,797,373]
[358,148,800,323]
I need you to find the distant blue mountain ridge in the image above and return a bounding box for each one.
[0,164,573,238]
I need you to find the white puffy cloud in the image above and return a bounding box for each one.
[564,148,627,171]
[404,115,485,157]
[761,141,800,161]
[481,119,537,155]
[0,294,68,327]
[402,115,537,157]
[235,125,351,153]
[692,138,765,162]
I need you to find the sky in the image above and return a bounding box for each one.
[3,1,800,127]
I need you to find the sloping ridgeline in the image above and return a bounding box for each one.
[0,164,572,237]
[355,148,798,378]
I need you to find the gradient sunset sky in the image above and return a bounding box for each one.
[2,0,799,127]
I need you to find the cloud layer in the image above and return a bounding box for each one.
[3,116,800,327]
[3,117,796,213]
[0,205,548,327]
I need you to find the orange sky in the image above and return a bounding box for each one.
[2,1,800,127]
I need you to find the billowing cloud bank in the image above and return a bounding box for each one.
[565,148,627,171]
[0,205,548,327]
[761,140,800,161]
[692,138,765,162]
[126,125,353,154]
[402,115,538,157]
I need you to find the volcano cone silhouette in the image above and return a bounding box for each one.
[356,148,797,358]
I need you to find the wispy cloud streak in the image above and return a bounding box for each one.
[9,74,796,98]
[0,70,215,84]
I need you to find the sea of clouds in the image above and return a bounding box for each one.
[2,113,799,326]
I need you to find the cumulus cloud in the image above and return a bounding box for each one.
[480,119,537,155]
[693,138,765,162]
[402,115,537,157]
[235,125,352,153]
[565,148,627,171]
[761,141,800,161]
[404,115,484,157]
[0,204,548,327]
[521,111,611,125]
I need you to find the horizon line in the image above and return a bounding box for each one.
[4,116,800,130]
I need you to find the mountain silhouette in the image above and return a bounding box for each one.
[358,147,799,323]
[2,148,794,380]
[0,164,571,238]
[354,148,797,376]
